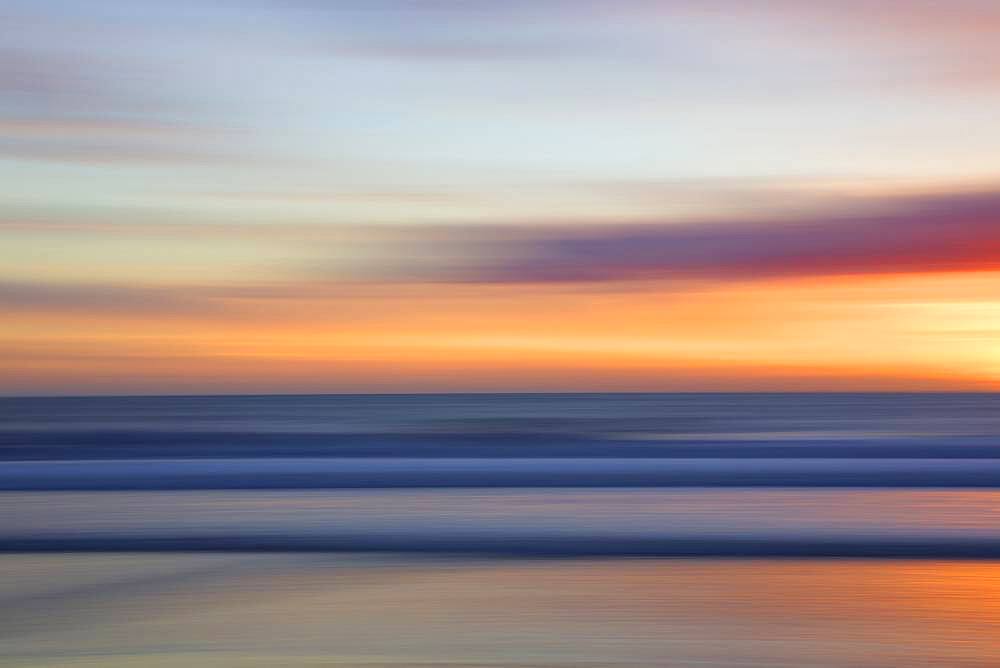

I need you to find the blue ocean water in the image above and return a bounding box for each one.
[4,392,1000,460]
[2,393,1000,556]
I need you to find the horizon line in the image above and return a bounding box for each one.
[3,390,999,400]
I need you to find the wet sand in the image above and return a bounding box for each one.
[4,555,1000,667]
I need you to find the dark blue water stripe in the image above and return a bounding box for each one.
[7,533,1000,558]
[5,457,1000,490]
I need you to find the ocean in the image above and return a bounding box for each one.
[3,393,1000,666]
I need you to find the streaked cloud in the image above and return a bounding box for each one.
[0,280,228,317]
[0,140,252,166]
[369,189,1000,285]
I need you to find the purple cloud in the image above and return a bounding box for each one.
[396,189,1000,284]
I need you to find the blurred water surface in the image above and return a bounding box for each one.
[3,393,1000,665]
[4,393,1000,459]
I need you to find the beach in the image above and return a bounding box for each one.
[4,555,1000,667]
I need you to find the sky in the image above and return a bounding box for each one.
[2,0,1000,394]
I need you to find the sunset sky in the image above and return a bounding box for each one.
[3,0,1000,394]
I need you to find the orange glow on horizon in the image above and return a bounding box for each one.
[4,270,999,394]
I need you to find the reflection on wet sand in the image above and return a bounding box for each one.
[3,555,1000,668]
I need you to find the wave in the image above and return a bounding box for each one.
[7,532,1000,558]
[3,429,1000,460]
[5,457,1000,490]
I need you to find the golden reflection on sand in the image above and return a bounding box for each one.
[3,556,1000,667]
